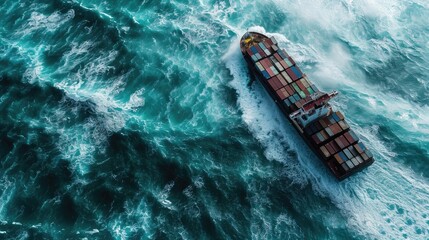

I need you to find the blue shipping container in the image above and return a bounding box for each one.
[339,152,348,161]
[358,142,366,151]
[291,66,302,79]
[250,46,258,54]
[333,113,341,122]
[278,49,288,59]
[261,70,270,79]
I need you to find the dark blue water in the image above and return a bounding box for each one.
[1,0,428,239]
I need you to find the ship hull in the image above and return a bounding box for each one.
[240,32,374,180]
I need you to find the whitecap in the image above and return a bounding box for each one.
[223,23,429,239]
[84,229,99,235]
[124,88,145,111]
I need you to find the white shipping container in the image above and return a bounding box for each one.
[256,62,265,71]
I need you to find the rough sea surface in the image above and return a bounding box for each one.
[1,0,428,239]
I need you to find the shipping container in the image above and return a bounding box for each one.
[261,70,270,79]
[277,74,288,86]
[334,154,344,164]
[272,44,279,52]
[256,62,264,72]
[291,66,303,79]
[346,160,354,169]
[278,49,288,59]
[320,146,330,158]
[240,32,374,180]
[288,56,296,65]
[281,71,293,84]
[286,68,298,81]
[338,120,350,131]
[270,36,278,45]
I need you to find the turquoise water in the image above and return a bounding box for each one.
[0,0,428,239]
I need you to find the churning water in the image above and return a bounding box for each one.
[0,0,428,239]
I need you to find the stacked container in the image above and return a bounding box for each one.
[246,40,320,113]
[241,32,374,180]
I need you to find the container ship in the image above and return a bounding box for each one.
[240,32,374,180]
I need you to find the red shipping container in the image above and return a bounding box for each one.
[267,78,276,89]
[344,132,355,144]
[279,88,289,98]
[266,67,275,77]
[274,53,282,62]
[323,118,331,127]
[267,58,275,68]
[326,142,335,154]
[325,143,335,155]
[354,144,364,154]
[263,40,271,49]
[331,141,341,153]
[277,74,288,86]
[331,123,341,135]
[246,48,253,57]
[266,38,274,46]
[279,60,289,70]
[281,88,289,98]
[259,59,267,69]
[255,45,266,58]
[273,76,283,89]
[303,88,310,96]
[337,124,344,134]
[297,80,306,91]
[288,56,295,65]
[319,119,328,128]
[260,58,270,69]
[277,77,285,89]
[286,68,298,81]
[338,135,349,148]
[268,77,280,90]
[285,85,294,95]
[335,137,345,148]
[275,88,286,100]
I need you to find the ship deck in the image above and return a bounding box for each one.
[239,31,374,180]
